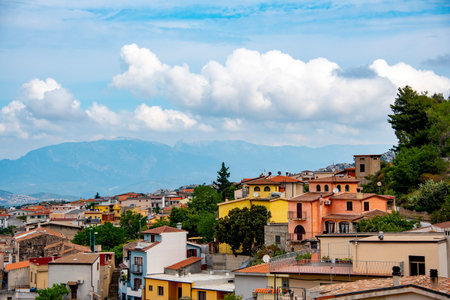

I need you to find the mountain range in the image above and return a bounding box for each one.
[0,139,391,198]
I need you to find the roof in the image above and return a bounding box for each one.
[270,175,303,183]
[166,257,202,270]
[330,193,393,201]
[128,242,160,252]
[351,209,390,222]
[309,176,360,183]
[50,252,100,265]
[44,241,91,252]
[29,256,61,266]
[432,221,450,229]
[141,225,187,234]
[353,154,382,157]
[322,213,361,221]
[145,272,234,291]
[254,288,283,294]
[289,192,333,202]
[234,263,269,274]
[5,260,30,271]
[245,178,280,185]
[14,227,66,241]
[311,275,450,299]
[354,233,446,243]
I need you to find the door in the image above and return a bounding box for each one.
[296,203,302,218]
[294,225,305,241]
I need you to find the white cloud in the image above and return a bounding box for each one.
[112,45,449,129]
[86,102,121,126]
[134,104,197,131]
[223,118,243,131]
[21,78,61,100]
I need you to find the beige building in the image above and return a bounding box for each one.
[354,154,381,185]
[29,257,60,289]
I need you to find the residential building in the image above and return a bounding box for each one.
[354,154,382,185]
[29,256,60,290]
[44,240,91,257]
[144,272,234,300]
[5,261,30,290]
[39,222,83,240]
[13,227,66,262]
[48,252,101,300]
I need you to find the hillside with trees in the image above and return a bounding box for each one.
[363,86,449,222]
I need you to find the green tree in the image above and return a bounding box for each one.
[427,99,450,156]
[356,212,416,232]
[153,204,161,214]
[224,293,243,300]
[431,198,450,223]
[120,210,148,240]
[216,205,271,256]
[94,192,101,199]
[214,162,235,201]
[36,283,70,300]
[148,217,171,229]
[72,222,126,251]
[408,180,450,213]
[197,212,217,242]
[188,185,221,214]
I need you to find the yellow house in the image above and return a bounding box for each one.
[144,273,234,300]
[29,257,60,289]
[94,201,121,218]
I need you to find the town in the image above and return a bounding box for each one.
[0,148,449,299]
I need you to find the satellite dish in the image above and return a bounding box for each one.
[262,255,270,263]
[333,188,339,193]
[253,192,259,197]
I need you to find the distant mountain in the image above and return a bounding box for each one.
[0,189,37,206]
[28,192,79,201]
[0,139,391,197]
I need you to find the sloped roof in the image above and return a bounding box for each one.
[330,193,393,201]
[270,175,303,183]
[50,252,99,265]
[166,257,202,270]
[5,260,30,271]
[432,221,450,229]
[14,227,66,241]
[322,213,361,221]
[309,176,360,183]
[234,263,269,274]
[141,225,187,234]
[311,275,450,298]
[245,178,280,185]
[289,192,333,202]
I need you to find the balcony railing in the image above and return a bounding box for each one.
[269,256,402,276]
[287,233,306,242]
[288,211,307,220]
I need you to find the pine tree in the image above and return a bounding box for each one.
[214,162,234,201]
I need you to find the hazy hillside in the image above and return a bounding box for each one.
[0,139,390,197]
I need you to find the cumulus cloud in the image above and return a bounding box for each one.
[134,104,197,131]
[112,45,450,128]
[86,102,121,126]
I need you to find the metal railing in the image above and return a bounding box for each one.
[288,211,307,220]
[269,256,402,276]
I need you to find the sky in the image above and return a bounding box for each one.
[0,0,449,159]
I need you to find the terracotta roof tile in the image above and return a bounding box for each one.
[14,227,65,241]
[270,176,303,183]
[322,213,361,221]
[330,193,393,201]
[50,253,99,264]
[245,178,280,185]
[235,263,270,274]
[141,225,187,234]
[166,257,202,270]
[432,221,450,229]
[309,176,360,183]
[254,288,282,294]
[5,261,30,271]
[289,192,333,202]
[312,275,450,298]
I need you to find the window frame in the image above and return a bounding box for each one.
[158,286,164,296]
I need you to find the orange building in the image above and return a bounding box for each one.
[287,176,395,246]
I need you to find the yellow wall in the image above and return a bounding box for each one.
[249,184,279,199]
[145,278,171,300]
[269,199,288,223]
[145,278,228,300]
[29,264,49,289]
[192,289,226,300]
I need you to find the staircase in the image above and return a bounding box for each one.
[108,269,121,300]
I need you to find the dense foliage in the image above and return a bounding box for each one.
[215,205,271,256]
[36,283,70,300]
[72,222,126,251]
[120,210,148,239]
[356,211,416,232]
[363,86,449,220]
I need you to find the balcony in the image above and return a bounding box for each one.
[287,233,306,242]
[288,211,307,220]
[269,252,402,276]
[126,286,142,298]
[132,264,143,274]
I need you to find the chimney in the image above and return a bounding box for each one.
[430,269,438,289]
[356,188,363,199]
[176,222,182,230]
[392,266,401,286]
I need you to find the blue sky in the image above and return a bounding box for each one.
[0,0,449,158]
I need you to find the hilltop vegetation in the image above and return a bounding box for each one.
[363,86,449,222]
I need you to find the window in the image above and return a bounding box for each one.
[134,256,143,265]
[339,222,350,233]
[149,285,153,291]
[198,291,207,300]
[347,201,353,211]
[360,164,365,172]
[316,185,321,192]
[187,249,197,257]
[345,184,350,192]
[275,235,281,244]
[254,186,260,192]
[97,262,99,270]
[158,286,164,296]
[409,256,425,276]
[264,186,271,192]
[337,185,341,192]
[178,287,183,299]
[324,185,329,192]
[70,286,78,299]
[134,278,142,291]
[364,202,370,211]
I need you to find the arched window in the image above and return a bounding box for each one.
[345,184,350,192]
[294,225,306,241]
[339,222,350,233]
[337,185,341,192]
[324,185,329,192]
[254,186,260,192]
[264,186,271,192]
[316,185,321,192]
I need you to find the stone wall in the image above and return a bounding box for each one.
[264,223,289,251]
[18,235,66,261]
[206,253,250,271]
